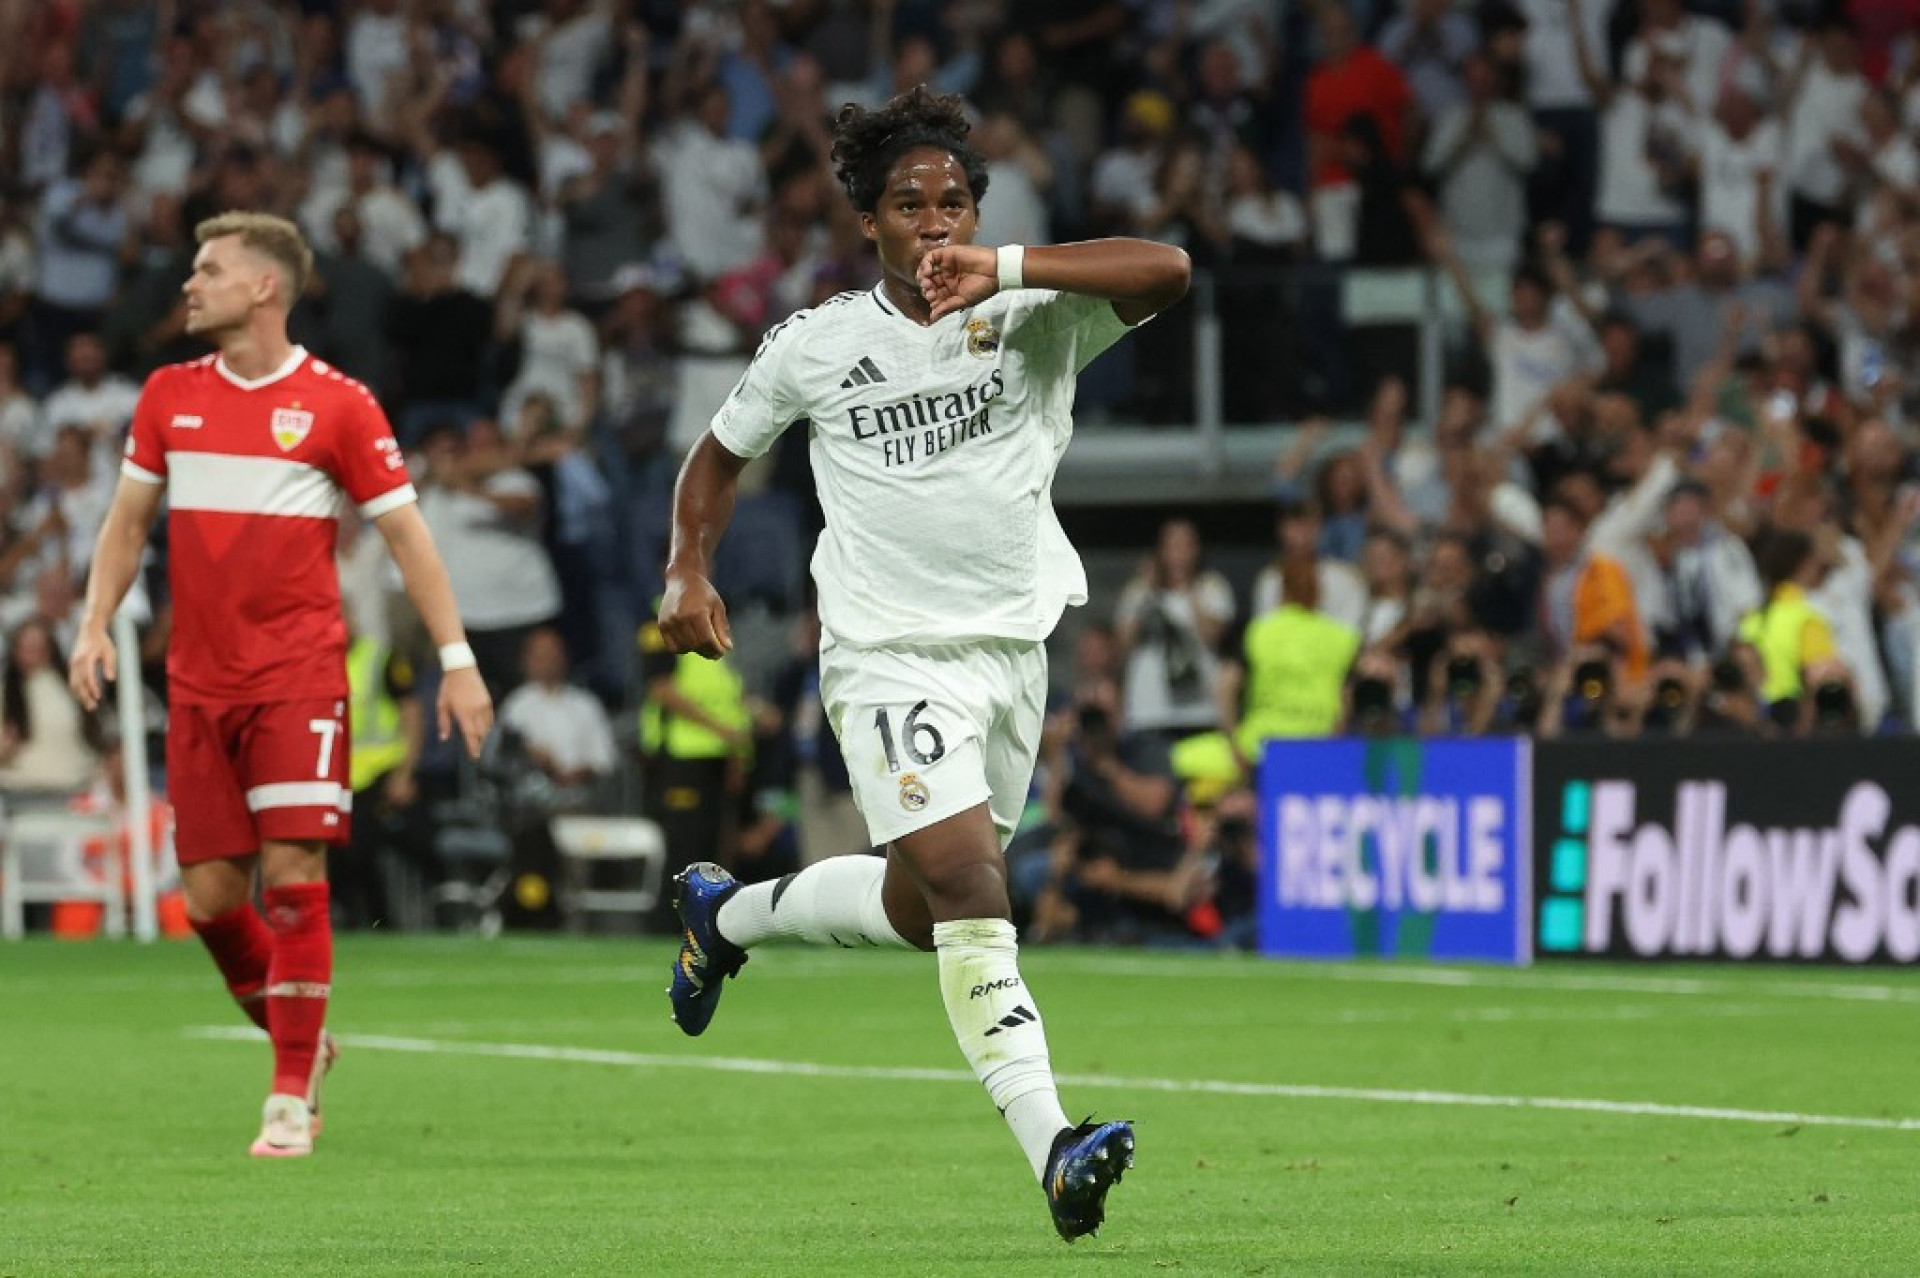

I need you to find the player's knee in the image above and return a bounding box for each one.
[920,857,1010,922]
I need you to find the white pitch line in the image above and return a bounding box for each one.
[185,1026,1920,1134]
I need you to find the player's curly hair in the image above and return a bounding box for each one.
[831,85,990,214]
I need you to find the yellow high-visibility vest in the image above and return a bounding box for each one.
[638,623,750,760]
[347,636,408,792]
[1235,604,1361,756]
[1737,584,1835,703]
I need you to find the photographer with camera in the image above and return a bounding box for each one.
[1417,628,1504,736]
[1113,518,1236,752]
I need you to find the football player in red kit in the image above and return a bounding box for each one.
[71,211,494,1157]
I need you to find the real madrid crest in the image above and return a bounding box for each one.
[898,772,930,811]
[271,403,314,451]
[964,318,1000,358]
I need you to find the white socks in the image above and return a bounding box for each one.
[934,918,1071,1181]
[715,854,912,950]
[715,863,1069,1182]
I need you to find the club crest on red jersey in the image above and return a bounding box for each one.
[271,405,314,451]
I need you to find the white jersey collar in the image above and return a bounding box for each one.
[215,345,307,391]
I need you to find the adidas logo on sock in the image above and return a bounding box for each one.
[983,1004,1037,1036]
[839,356,888,388]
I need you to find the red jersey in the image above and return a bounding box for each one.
[123,346,415,705]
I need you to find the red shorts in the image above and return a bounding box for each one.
[167,698,353,865]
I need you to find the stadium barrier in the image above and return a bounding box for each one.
[1257,738,1533,965]
[1534,739,1920,966]
[1258,737,1920,968]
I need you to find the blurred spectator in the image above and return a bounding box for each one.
[1685,83,1786,272]
[308,131,429,278]
[0,615,98,794]
[499,625,616,796]
[496,257,600,432]
[1251,497,1368,632]
[1594,43,1693,250]
[39,332,137,461]
[1424,51,1536,269]
[1519,0,1613,255]
[1538,492,1650,687]
[310,205,400,393]
[1645,479,1763,666]
[973,111,1054,249]
[345,0,411,127]
[415,419,563,700]
[23,425,114,580]
[529,0,619,127]
[1226,556,1361,759]
[1622,230,1794,400]
[638,599,753,929]
[17,37,98,194]
[26,147,127,393]
[429,128,533,298]
[1737,525,1843,730]
[0,343,41,464]
[1089,90,1175,239]
[1783,13,1867,251]
[101,191,198,378]
[1303,4,1411,262]
[1418,626,1504,735]
[656,76,767,284]
[513,391,615,694]
[1432,224,1602,443]
[338,612,426,931]
[388,233,493,440]
[1342,111,1424,269]
[555,38,653,300]
[121,34,221,207]
[1379,0,1479,132]
[1359,526,1416,646]
[1113,518,1236,746]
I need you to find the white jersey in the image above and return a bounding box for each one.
[712,283,1134,648]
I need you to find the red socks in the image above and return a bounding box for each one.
[190,904,275,1032]
[262,882,333,1098]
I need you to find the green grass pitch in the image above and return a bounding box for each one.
[2,937,1917,1275]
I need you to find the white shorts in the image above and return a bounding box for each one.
[819,638,1047,848]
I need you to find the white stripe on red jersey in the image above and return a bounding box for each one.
[125,348,415,705]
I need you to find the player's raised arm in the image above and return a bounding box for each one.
[659,432,752,660]
[372,502,494,757]
[916,238,1192,325]
[70,475,165,711]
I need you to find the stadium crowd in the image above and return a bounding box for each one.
[2,0,1919,945]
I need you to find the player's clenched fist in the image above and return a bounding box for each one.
[658,570,733,659]
[917,244,997,321]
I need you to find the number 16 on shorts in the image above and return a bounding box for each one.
[871,699,947,773]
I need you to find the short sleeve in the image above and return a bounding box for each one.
[121,371,169,485]
[329,382,416,518]
[710,314,806,459]
[1027,291,1137,373]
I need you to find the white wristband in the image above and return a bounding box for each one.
[995,244,1026,292]
[439,641,477,672]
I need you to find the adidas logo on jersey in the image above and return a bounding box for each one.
[839,356,888,388]
[171,414,204,429]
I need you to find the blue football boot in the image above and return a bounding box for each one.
[667,862,747,1037]
[1043,1119,1136,1241]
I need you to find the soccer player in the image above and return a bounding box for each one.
[657,87,1189,1241]
[69,211,494,1157]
